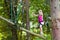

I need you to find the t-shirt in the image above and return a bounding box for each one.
[38,15,43,22]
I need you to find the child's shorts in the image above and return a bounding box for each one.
[39,21,44,25]
[38,21,44,28]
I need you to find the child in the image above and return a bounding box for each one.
[33,10,44,35]
[38,10,44,35]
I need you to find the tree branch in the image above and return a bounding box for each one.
[0,16,46,40]
[0,16,15,25]
[20,27,46,40]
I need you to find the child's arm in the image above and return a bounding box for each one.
[33,13,38,16]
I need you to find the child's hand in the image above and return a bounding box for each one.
[32,13,38,16]
[32,13,35,16]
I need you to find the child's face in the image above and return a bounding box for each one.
[39,10,42,13]
[39,10,43,15]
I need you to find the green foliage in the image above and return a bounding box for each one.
[0,0,51,40]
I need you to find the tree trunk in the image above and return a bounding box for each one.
[11,0,18,40]
[11,26,18,40]
[24,0,30,40]
[50,0,60,40]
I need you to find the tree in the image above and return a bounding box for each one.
[50,0,60,40]
[24,0,30,40]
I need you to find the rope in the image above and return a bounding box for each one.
[10,0,13,21]
[16,0,23,21]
